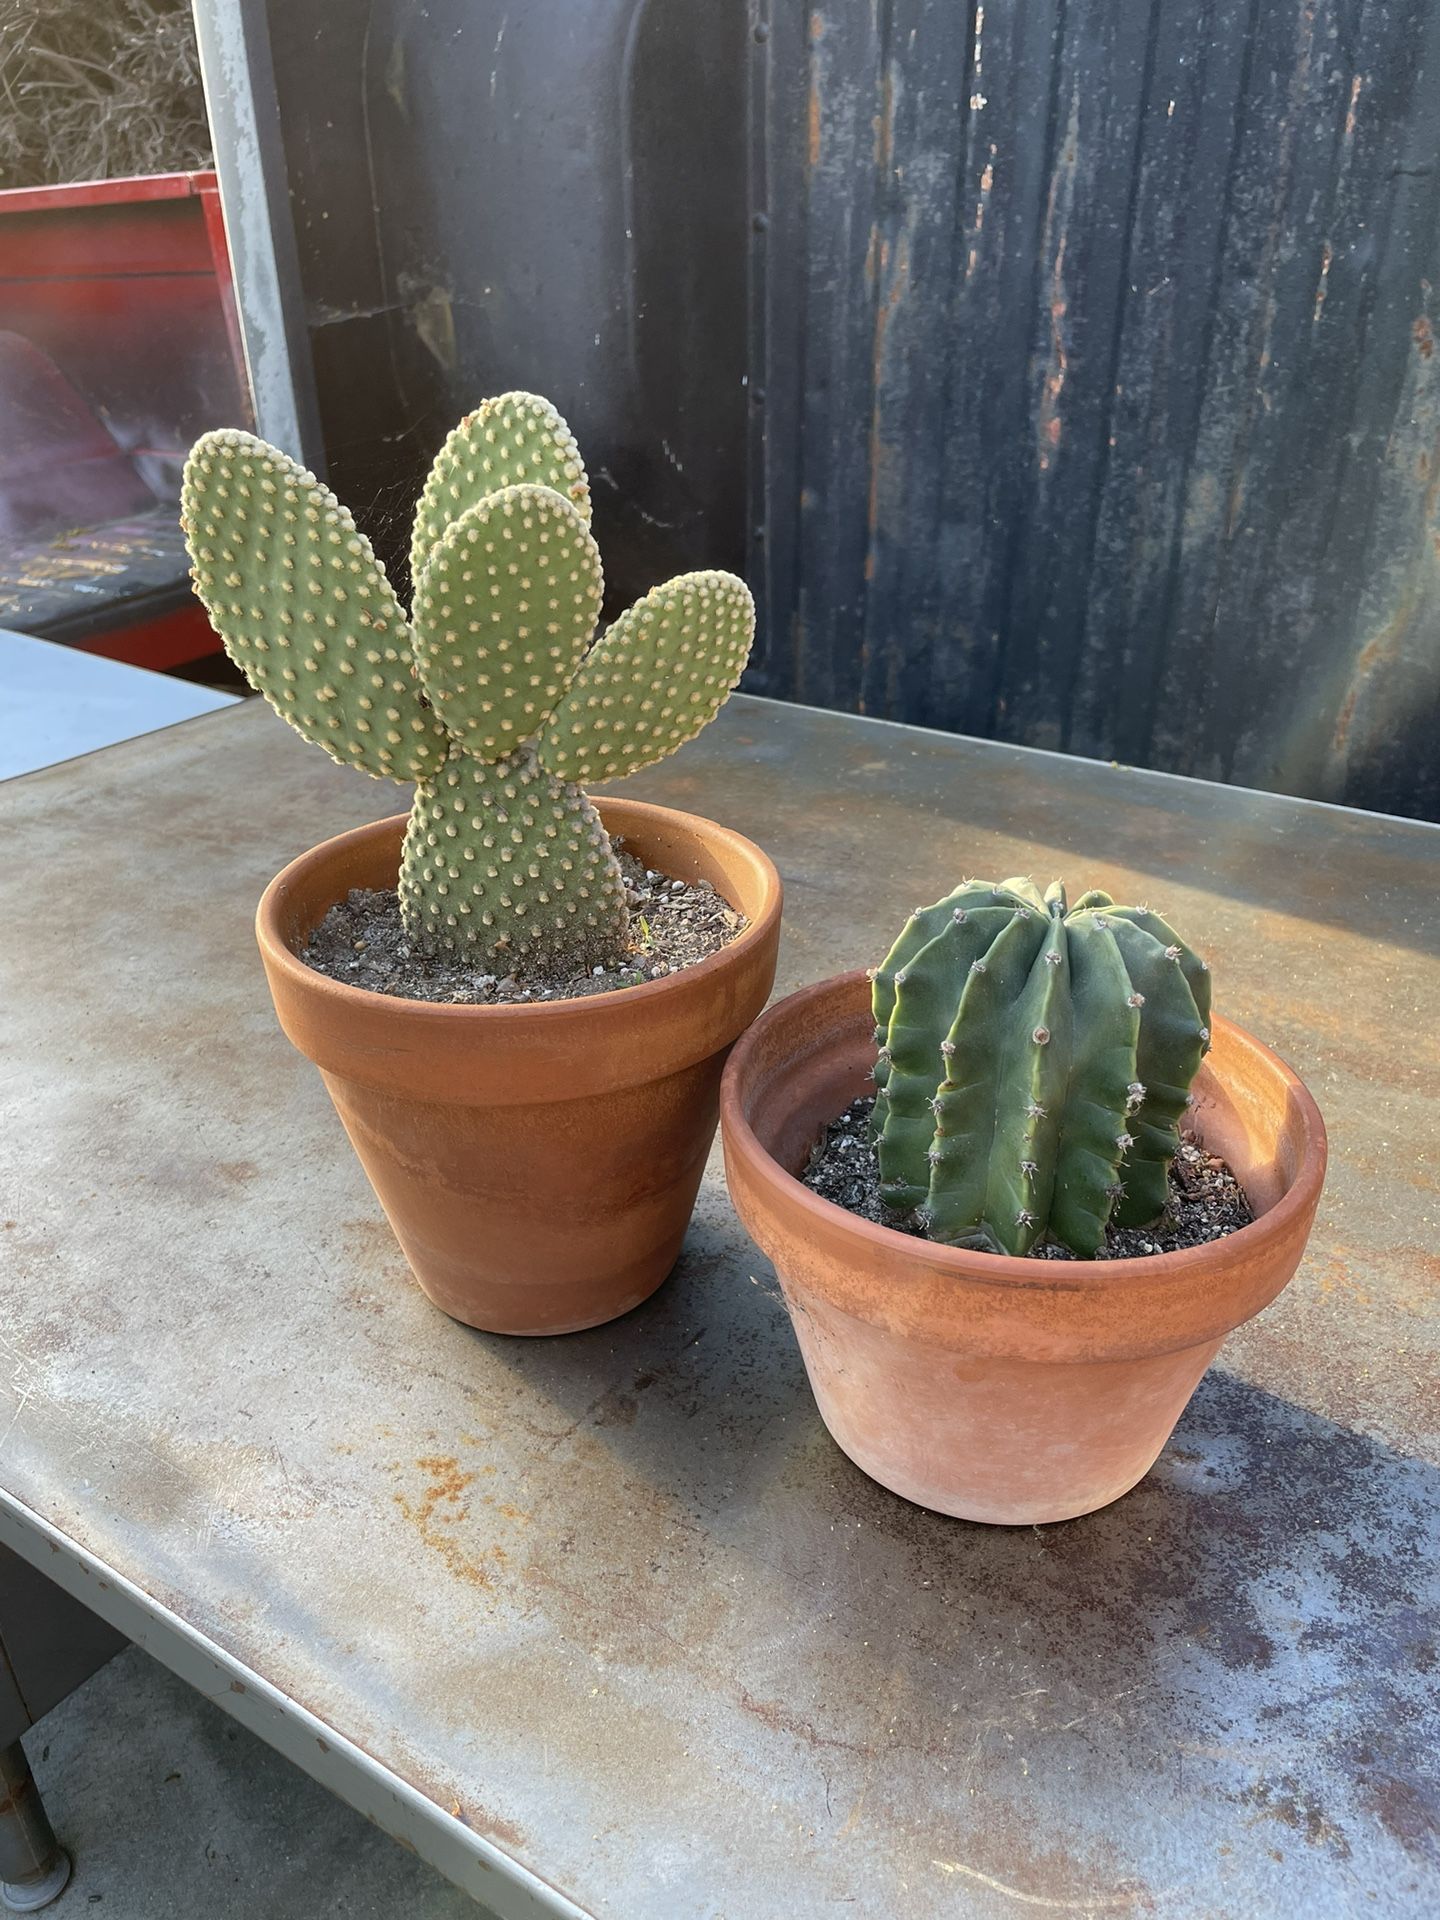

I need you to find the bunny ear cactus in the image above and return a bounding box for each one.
[871,879,1211,1256]
[181,394,754,972]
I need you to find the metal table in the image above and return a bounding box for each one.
[1,695,1436,1919]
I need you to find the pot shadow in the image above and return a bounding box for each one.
[473,1191,1440,1896]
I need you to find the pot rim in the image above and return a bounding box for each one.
[720,968,1327,1297]
[256,794,783,1031]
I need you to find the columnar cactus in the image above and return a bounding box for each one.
[181,393,754,971]
[871,878,1211,1255]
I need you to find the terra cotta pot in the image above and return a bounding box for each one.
[258,800,781,1335]
[720,971,1325,1524]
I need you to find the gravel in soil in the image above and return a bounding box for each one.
[801,1096,1253,1259]
[302,843,745,1005]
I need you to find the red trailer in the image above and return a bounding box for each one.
[0,170,251,669]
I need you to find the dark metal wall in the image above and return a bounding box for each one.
[264,0,748,620]
[263,0,1440,821]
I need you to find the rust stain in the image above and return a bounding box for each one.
[1354,1772,1440,1861]
[1312,241,1333,328]
[1039,229,1070,460]
[460,1802,528,1851]
[393,1454,494,1591]
[1413,314,1434,360]
[737,1686,870,1757]
[1330,631,1389,755]
[807,10,826,173]
[215,1159,259,1184]
[1344,73,1363,142]
[967,146,997,283]
[1309,1251,1375,1311]
[1036,88,1080,471]
[1329,1246,1440,1320]
[874,64,895,174]
[1241,1779,1352,1858]
[863,227,912,581]
[411,1454,474,1505]
[1330,560,1432,758]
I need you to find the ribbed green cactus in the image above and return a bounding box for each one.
[871,878,1211,1255]
[181,392,754,971]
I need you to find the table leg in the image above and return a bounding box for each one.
[0,1743,71,1913]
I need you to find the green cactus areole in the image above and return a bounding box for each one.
[870,878,1212,1256]
[181,392,755,974]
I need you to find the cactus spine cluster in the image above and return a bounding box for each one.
[871,879,1211,1256]
[181,393,754,971]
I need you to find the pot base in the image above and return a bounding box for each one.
[321,1062,716,1336]
[789,1285,1223,1523]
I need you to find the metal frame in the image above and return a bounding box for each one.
[189,0,324,469]
[0,1496,585,1920]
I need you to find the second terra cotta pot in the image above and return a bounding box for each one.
[720,971,1326,1524]
[258,799,781,1335]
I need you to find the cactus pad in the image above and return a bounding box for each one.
[410,391,591,595]
[399,746,627,968]
[181,429,447,782]
[871,880,1211,1255]
[538,571,754,784]
[410,484,603,765]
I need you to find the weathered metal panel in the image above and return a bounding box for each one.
[1,697,1438,1914]
[755,0,1440,819]
[261,0,749,611]
[255,0,1440,817]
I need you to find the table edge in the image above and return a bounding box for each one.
[0,1489,594,1920]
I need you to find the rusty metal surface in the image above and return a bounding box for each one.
[247,0,1440,819]
[262,0,748,610]
[1,694,1437,1918]
[754,0,1440,825]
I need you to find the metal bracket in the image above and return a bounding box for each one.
[189,0,325,470]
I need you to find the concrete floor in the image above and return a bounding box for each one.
[20,1646,487,1917]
